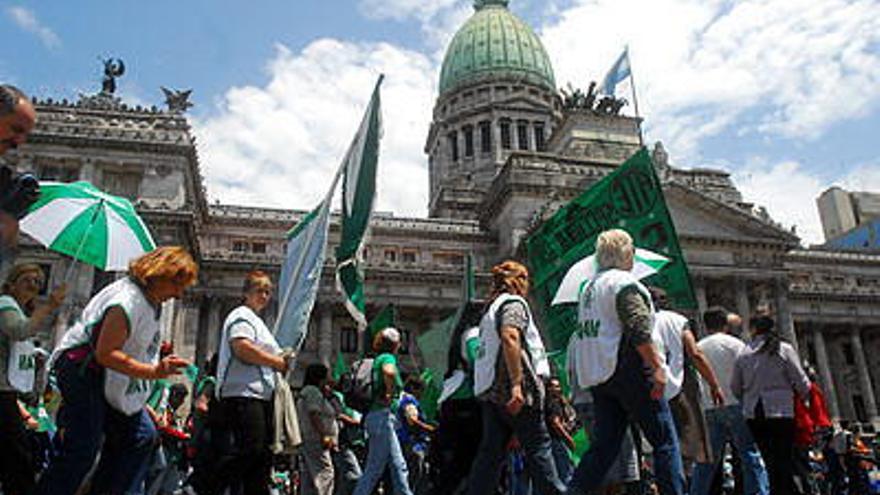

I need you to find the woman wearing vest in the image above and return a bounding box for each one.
[36,246,196,495]
[465,260,565,495]
[353,327,414,495]
[194,270,289,495]
[0,264,65,495]
[566,229,685,495]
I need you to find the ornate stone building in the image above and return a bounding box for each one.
[5,0,880,422]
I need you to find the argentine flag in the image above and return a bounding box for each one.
[601,48,631,96]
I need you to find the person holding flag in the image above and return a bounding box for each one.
[187,270,292,495]
[566,229,684,495]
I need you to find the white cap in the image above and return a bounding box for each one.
[379,326,401,343]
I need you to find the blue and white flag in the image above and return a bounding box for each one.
[274,199,332,349]
[601,48,631,96]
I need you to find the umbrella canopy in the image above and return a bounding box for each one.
[551,248,670,306]
[20,181,156,272]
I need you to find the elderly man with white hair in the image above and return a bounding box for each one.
[353,326,414,495]
[567,229,685,495]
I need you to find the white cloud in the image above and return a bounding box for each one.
[193,40,436,217]
[540,0,880,161]
[358,0,470,55]
[6,6,61,50]
[733,158,880,246]
[734,159,824,245]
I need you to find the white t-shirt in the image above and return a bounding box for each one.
[216,305,281,401]
[697,332,746,409]
[652,310,689,400]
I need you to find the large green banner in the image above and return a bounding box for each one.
[525,148,696,351]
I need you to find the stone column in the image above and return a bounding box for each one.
[812,325,841,419]
[694,277,708,336]
[206,301,222,357]
[318,306,333,366]
[850,326,880,422]
[775,277,797,349]
[735,277,751,335]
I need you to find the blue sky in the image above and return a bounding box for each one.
[4,0,879,245]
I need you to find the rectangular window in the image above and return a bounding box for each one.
[447,132,459,161]
[252,242,267,254]
[92,268,116,296]
[103,171,141,201]
[38,165,79,182]
[500,120,511,150]
[402,251,417,263]
[843,342,855,365]
[384,249,397,263]
[517,121,529,150]
[534,123,546,151]
[232,241,248,253]
[479,121,492,153]
[340,327,358,353]
[463,125,474,158]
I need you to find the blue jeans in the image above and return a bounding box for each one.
[551,437,574,484]
[690,405,769,495]
[466,402,565,495]
[568,346,685,495]
[353,409,413,495]
[36,355,158,495]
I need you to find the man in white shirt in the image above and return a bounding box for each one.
[649,287,723,467]
[690,307,769,495]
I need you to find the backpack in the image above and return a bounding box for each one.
[344,358,374,414]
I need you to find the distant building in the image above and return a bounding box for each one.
[818,186,880,240]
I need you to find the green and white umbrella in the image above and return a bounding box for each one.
[551,247,670,306]
[20,181,156,273]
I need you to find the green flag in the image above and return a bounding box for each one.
[333,351,348,381]
[415,253,478,377]
[419,368,443,422]
[366,304,396,338]
[336,76,384,328]
[525,148,695,351]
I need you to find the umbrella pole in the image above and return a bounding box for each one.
[62,199,104,285]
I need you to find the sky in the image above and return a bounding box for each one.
[3,0,879,246]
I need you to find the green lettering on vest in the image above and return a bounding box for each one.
[577,320,601,339]
[18,354,36,371]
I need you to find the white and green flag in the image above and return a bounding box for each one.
[274,199,333,349]
[336,75,383,328]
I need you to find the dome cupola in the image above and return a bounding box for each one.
[438,0,556,95]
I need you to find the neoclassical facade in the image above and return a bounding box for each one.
[4,0,879,422]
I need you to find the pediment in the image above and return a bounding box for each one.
[664,182,799,246]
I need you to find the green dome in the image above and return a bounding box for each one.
[438,1,556,95]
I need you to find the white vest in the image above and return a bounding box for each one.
[474,294,550,397]
[52,278,161,415]
[652,310,689,399]
[0,295,38,393]
[567,269,654,390]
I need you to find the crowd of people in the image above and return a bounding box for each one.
[1,84,879,495]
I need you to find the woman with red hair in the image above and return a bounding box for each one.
[466,260,564,495]
[37,246,198,495]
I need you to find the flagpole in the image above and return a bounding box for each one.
[626,46,645,147]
